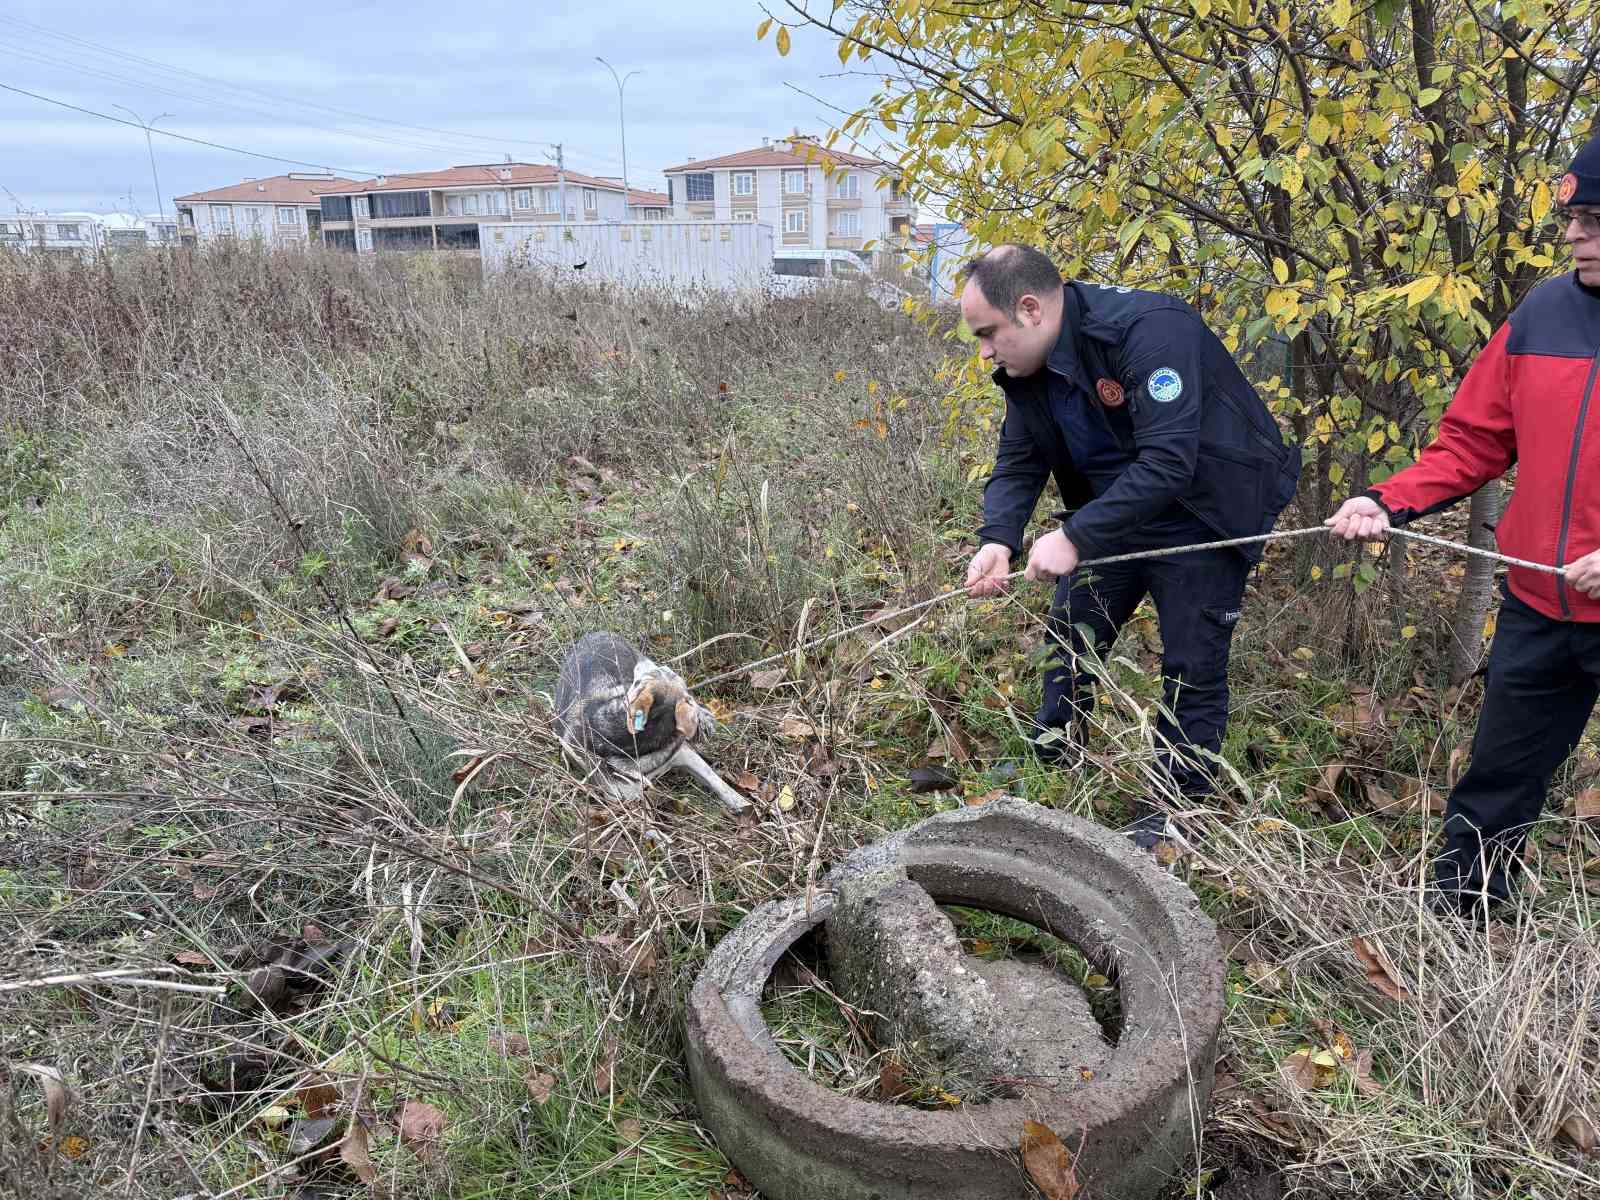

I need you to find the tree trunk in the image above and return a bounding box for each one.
[1447,484,1504,682]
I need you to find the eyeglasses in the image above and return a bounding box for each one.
[1556,206,1600,236]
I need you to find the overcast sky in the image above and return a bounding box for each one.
[0,2,889,216]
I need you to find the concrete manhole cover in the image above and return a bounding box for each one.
[685,799,1225,1199]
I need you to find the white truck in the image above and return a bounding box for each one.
[478,220,776,293]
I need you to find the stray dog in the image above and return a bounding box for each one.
[554,632,749,813]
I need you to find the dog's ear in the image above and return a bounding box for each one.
[627,682,657,733]
[674,699,699,739]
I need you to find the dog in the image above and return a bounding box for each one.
[553,632,749,813]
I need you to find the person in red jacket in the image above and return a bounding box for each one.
[1327,136,1600,917]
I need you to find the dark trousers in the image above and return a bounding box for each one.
[1038,546,1251,799]
[1434,584,1600,909]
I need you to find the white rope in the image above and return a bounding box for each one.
[684,524,1567,691]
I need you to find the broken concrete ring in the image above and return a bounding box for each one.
[685,798,1224,1200]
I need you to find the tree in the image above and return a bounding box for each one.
[764,0,1600,678]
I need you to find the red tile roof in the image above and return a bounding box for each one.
[626,188,669,206]
[173,174,361,205]
[661,140,888,174]
[312,163,625,195]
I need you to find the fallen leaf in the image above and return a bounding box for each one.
[615,1116,642,1154]
[749,668,785,690]
[1448,741,1472,788]
[801,742,839,777]
[488,1030,531,1058]
[1347,1047,1383,1097]
[776,715,816,740]
[13,1063,68,1128]
[776,784,797,812]
[524,1070,556,1105]
[733,770,760,793]
[1248,1097,1301,1142]
[397,1099,447,1158]
[1576,789,1600,822]
[1350,936,1411,1002]
[1020,1118,1081,1200]
[288,1115,339,1155]
[55,1134,89,1159]
[592,1037,618,1097]
[907,766,958,794]
[964,787,1007,807]
[1307,760,1349,814]
[299,1081,339,1118]
[878,1056,910,1102]
[1557,1110,1596,1153]
[1243,961,1286,993]
[340,1118,376,1183]
[257,1104,292,1130]
[1278,1048,1336,1092]
[174,950,211,967]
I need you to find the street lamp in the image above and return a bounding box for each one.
[595,57,641,215]
[112,105,174,223]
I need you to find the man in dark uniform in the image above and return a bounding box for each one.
[1327,134,1600,917]
[962,245,1300,846]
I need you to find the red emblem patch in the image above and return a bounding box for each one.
[1096,378,1125,407]
[1558,172,1578,205]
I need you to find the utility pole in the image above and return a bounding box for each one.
[113,105,174,220]
[596,57,641,216]
[553,143,567,222]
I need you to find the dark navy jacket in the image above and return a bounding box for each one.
[977,282,1300,563]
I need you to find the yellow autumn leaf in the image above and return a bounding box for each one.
[777,784,796,811]
[1531,178,1552,224]
[756,16,772,40]
[1401,625,1418,639]
[776,26,791,56]
[1100,187,1120,219]
[1272,257,1289,284]
[1280,161,1304,198]
[1308,114,1332,144]
[1367,430,1385,454]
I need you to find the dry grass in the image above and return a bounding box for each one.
[1,244,1597,1199]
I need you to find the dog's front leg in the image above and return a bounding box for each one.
[667,745,750,813]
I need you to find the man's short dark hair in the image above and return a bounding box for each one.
[960,244,1063,319]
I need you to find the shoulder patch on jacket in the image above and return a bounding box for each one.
[1095,378,1125,407]
[1146,367,1184,403]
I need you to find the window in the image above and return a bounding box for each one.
[243,206,266,228]
[888,177,903,199]
[465,194,480,216]
[784,209,807,234]
[514,188,532,210]
[485,191,506,215]
[834,211,861,237]
[352,196,370,219]
[277,205,298,227]
[0,223,15,238]
[773,258,823,277]
[57,223,82,241]
[211,205,234,231]
[835,172,860,199]
[179,208,195,228]
[319,196,351,221]
[642,207,666,219]
[684,172,714,202]
[783,169,807,194]
[733,210,755,222]
[542,189,558,214]
[371,191,430,219]
[356,229,372,252]
[831,258,864,278]
[583,188,597,210]
[732,171,754,197]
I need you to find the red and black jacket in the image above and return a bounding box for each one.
[1370,271,1600,621]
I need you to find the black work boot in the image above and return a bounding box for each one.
[1122,801,1172,852]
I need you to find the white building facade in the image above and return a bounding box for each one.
[174,174,356,248]
[661,137,914,267]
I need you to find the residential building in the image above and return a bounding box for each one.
[625,187,670,220]
[0,213,106,260]
[174,173,357,248]
[660,135,914,267]
[313,163,636,254]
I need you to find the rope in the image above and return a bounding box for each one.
[682,523,1568,692]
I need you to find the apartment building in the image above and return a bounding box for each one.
[174,173,357,247]
[660,135,914,267]
[0,213,106,259]
[313,163,637,253]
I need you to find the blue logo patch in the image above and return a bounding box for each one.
[1147,367,1183,403]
